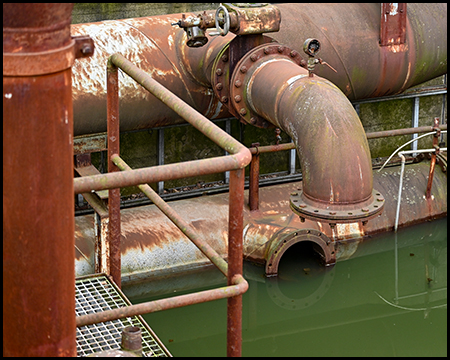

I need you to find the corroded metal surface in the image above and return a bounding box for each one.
[71,15,231,136]
[70,4,446,136]
[265,229,336,277]
[73,53,252,195]
[75,161,446,280]
[271,3,447,100]
[242,52,383,221]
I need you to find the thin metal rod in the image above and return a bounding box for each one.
[227,169,245,357]
[411,97,420,154]
[107,59,122,288]
[76,274,248,327]
[394,153,406,232]
[378,130,447,172]
[113,156,228,276]
[394,147,447,232]
[366,124,447,139]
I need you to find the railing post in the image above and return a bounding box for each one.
[426,118,440,199]
[107,59,122,288]
[227,169,245,357]
[249,143,260,211]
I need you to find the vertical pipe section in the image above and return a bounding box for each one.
[227,169,245,357]
[107,59,122,288]
[3,4,77,356]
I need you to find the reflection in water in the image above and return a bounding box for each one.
[125,218,447,357]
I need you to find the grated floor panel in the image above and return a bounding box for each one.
[75,274,171,357]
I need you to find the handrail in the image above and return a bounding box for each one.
[76,274,248,327]
[112,155,229,276]
[74,53,249,357]
[73,53,251,194]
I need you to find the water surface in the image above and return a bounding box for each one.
[125,218,447,357]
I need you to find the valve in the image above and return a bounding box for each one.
[303,38,337,77]
[209,5,230,37]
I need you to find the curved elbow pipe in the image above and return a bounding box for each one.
[240,51,383,222]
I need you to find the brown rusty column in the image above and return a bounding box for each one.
[107,59,122,288]
[3,4,77,356]
[227,169,245,357]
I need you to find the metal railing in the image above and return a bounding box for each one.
[74,53,251,357]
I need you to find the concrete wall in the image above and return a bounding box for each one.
[72,4,447,197]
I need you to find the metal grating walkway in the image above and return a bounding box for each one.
[75,273,171,357]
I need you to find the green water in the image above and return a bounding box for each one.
[124,218,447,357]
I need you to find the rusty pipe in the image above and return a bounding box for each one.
[76,274,248,327]
[73,54,251,194]
[3,3,77,357]
[270,3,447,100]
[244,55,376,216]
[70,4,446,136]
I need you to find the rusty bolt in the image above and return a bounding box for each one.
[291,192,298,196]
[377,197,384,202]
[234,80,242,88]
[361,208,369,212]
[264,47,271,55]
[234,95,242,103]
[250,117,257,124]
[81,44,93,55]
[299,204,307,208]
[329,211,336,215]
[215,83,223,90]
[240,66,247,73]
[300,59,307,67]
[277,46,284,53]
[216,68,222,76]
[239,108,247,115]
[221,96,228,103]
[290,50,298,58]
[221,54,228,62]
[250,54,258,62]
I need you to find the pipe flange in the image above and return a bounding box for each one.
[211,36,273,119]
[290,187,385,224]
[229,43,306,128]
[265,229,336,277]
[211,43,240,117]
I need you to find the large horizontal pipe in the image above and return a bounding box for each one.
[71,3,447,136]
[74,160,447,280]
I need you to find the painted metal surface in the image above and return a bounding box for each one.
[3,3,91,357]
[74,161,446,280]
